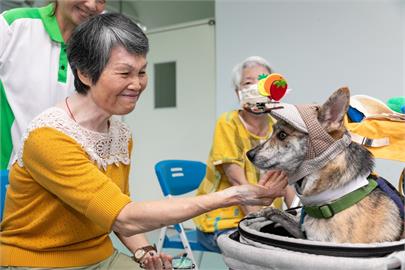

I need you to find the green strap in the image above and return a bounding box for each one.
[304,179,378,219]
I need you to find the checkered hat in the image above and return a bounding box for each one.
[270,103,308,133]
[270,103,336,160]
[268,102,352,183]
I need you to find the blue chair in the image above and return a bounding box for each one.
[155,160,213,270]
[1,170,9,222]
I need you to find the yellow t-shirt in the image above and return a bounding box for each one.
[0,108,132,267]
[193,110,282,232]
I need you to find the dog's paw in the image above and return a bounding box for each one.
[245,207,305,239]
[260,207,306,239]
[261,207,285,219]
[245,209,265,219]
[245,206,278,219]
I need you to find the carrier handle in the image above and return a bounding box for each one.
[399,168,405,197]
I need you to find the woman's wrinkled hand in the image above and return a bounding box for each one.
[224,170,288,206]
[141,251,172,270]
[258,170,288,194]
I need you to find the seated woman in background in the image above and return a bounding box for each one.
[193,56,296,253]
[0,14,288,270]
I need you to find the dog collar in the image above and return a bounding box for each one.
[296,173,370,206]
[303,179,378,219]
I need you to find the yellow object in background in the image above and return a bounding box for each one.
[345,95,405,163]
[257,74,269,96]
[345,117,405,162]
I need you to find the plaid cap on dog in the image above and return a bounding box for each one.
[269,102,352,183]
[270,103,308,133]
[271,103,336,160]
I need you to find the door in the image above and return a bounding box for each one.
[124,19,216,202]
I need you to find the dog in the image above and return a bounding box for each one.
[247,87,403,243]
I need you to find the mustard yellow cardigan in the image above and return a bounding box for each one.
[0,126,132,267]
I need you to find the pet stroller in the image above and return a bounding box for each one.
[218,215,405,270]
[218,95,405,270]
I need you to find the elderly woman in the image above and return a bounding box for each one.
[0,14,288,270]
[193,56,296,253]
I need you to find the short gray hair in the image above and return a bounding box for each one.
[67,13,149,94]
[231,56,272,91]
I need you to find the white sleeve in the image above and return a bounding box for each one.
[0,13,12,64]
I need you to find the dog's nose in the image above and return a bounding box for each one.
[246,148,256,162]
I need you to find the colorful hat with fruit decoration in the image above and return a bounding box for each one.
[257,73,288,101]
[240,73,289,114]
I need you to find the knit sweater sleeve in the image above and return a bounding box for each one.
[22,127,131,231]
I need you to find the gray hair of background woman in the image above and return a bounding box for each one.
[67,12,149,94]
[231,56,272,91]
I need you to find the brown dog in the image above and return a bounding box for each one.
[247,87,403,243]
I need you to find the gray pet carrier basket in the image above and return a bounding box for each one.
[218,216,405,270]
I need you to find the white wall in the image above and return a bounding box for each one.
[215,0,404,184]
[216,0,403,112]
[125,21,216,202]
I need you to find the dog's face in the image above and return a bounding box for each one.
[247,87,350,176]
[247,119,308,175]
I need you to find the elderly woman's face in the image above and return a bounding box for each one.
[86,46,148,116]
[239,65,270,90]
[57,0,105,27]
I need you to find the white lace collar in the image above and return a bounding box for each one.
[16,107,131,170]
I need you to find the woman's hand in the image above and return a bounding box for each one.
[222,170,288,206]
[258,170,288,195]
[141,251,172,270]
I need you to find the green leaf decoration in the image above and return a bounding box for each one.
[258,74,268,80]
[274,79,287,88]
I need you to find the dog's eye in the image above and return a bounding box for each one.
[277,131,288,141]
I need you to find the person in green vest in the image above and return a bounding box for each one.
[0,0,104,170]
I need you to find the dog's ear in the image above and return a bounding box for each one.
[318,87,350,132]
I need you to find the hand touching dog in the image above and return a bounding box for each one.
[258,170,288,196]
[222,170,288,206]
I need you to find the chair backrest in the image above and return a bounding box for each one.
[155,160,206,196]
[1,170,9,221]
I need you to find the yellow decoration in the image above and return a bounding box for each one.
[257,74,269,96]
